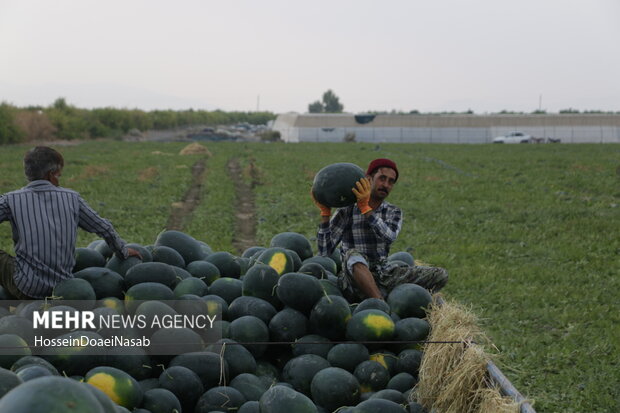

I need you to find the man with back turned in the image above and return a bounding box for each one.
[0,146,140,299]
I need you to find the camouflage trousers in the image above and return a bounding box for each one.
[0,250,32,300]
[338,249,448,303]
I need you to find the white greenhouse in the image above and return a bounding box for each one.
[272,113,620,144]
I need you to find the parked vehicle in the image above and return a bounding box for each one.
[492,131,532,144]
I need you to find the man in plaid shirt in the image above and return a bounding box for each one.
[314,158,448,302]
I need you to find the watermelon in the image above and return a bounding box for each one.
[269,307,308,343]
[312,162,365,208]
[228,296,277,325]
[85,366,143,410]
[387,284,432,319]
[0,367,22,397]
[151,245,185,268]
[386,372,417,393]
[270,232,314,261]
[124,282,175,314]
[195,386,247,413]
[326,343,370,372]
[209,277,243,304]
[259,384,318,413]
[10,355,59,376]
[354,360,390,393]
[346,309,395,342]
[256,248,295,275]
[302,256,338,275]
[73,267,125,299]
[291,334,333,359]
[186,260,220,285]
[282,354,330,396]
[149,327,204,356]
[154,230,205,264]
[229,316,270,358]
[242,246,265,259]
[369,351,399,376]
[173,277,208,298]
[168,351,229,389]
[394,317,430,350]
[158,365,204,412]
[204,251,241,278]
[309,295,351,341]
[242,263,282,308]
[124,262,177,288]
[230,373,269,401]
[206,338,257,379]
[52,278,96,303]
[310,367,361,411]
[105,255,142,277]
[356,398,408,413]
[395,349,423,376]
[141,388,182,413]
[73,247,106,272]
[353,298,391,315]
[0,376,106,412]
[89,239,113,259]
[297,262,326,279]
[387,251,415,266]
[239,400,260,413]
[276,273,324,315]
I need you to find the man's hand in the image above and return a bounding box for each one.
[311,190,332,217]
[127,247,143,260]
[352,178,372,215]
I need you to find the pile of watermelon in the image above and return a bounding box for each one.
[0,230,432,413]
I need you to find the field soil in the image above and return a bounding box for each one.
[165,158,207,231]
[227,157,257,254]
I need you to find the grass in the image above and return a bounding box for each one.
[1,140,619,412]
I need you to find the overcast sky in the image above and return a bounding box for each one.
[1,0,619,114]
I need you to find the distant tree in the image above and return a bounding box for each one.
[53,97,69,112]
[322,90,344,113]
[559,108,580,114]
[308,100,324,113]
[308,89,344,113]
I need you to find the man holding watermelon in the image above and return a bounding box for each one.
[0,146,141,299]
[314,158,448,301]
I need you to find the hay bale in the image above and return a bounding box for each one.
[414,296,521,413]
[179,142,212,156]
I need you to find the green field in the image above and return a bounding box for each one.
[1,141,619,412]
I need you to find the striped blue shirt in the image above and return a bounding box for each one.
[317,201,402,271]
[0,180,128,298]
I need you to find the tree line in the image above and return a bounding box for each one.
[0,98,277,145]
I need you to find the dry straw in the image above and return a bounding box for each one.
[414,295,522,413]
[179,142,213,157]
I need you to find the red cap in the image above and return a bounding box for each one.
[366,158,399,181]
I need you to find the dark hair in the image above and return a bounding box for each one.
[23,146,64,181]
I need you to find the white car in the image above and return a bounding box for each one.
[493,131,532,144]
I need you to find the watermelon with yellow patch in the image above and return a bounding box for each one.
[346,309,395,342]
[256,247,295,275]
[84,366,143,410]
[98,297,125,314]
[369,351,399,376]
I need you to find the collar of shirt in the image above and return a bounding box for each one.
[24,180,56,190]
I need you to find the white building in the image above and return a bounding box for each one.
[272,113,620,144]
